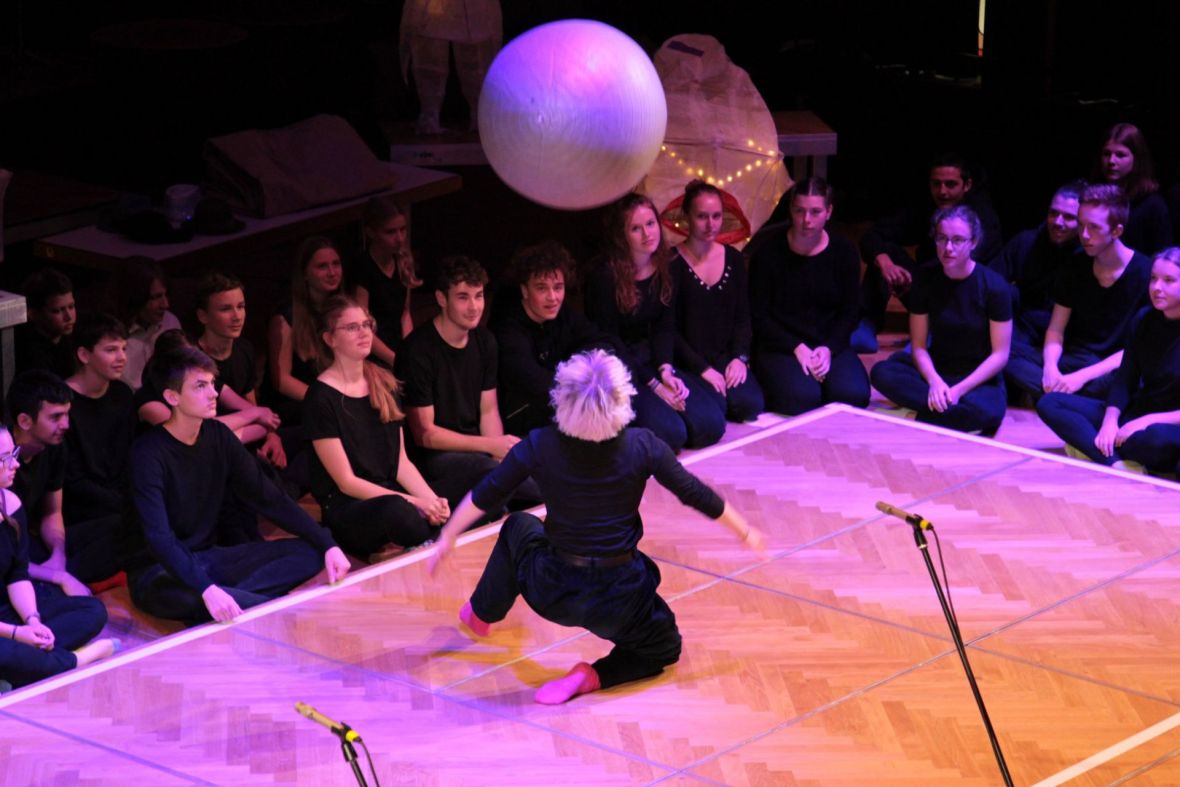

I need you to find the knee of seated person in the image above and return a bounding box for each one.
[767,390,821,417]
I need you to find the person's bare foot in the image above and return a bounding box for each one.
[459,601,491,637]
[534,662,600,705]
[73,638,121,668]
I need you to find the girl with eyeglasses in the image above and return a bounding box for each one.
[0,426,120,688]
[303,295,449,563]
[870,205,1013,434]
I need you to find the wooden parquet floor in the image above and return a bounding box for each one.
[2,406,1179,786]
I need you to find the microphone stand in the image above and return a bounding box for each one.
[906,515,1013,787]
[336,726,367,787]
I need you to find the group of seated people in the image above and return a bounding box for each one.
[5,121,1180,691]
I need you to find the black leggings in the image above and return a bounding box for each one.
[323,493,435,557]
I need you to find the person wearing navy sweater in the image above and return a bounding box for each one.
[749,176,869,415]
[429,350,765,705]
[1007,184,1151,403]
[670,180,763,423]
[1038,248,1180,471]
[870,205,1013,434]
[127,346,349,624]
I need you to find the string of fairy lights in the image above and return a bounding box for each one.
[659,138,784,187]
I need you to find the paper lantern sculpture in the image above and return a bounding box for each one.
[478,20,668,211]
[644,34,791,249]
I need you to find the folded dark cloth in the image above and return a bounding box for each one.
[204,114,395,217]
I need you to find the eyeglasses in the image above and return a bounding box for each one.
[0,446,20,465]
[934,235,973,249]
[335,319,376,335]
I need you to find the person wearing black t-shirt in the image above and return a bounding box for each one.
[8,371,90,597]
[492,240,616,436]
[430,350,766,705]
[350,196,423,368]
[195,272,294,485]
[1092,123,1172,255]
[1038,249,1180,470]
[749,177,870,415]
[127,347,349,624]
[871,205,1013,434]
[854,153,1003,353]
[1008,184,1151,403]
[398,256,540,510]
[63,314,137,584]
[304,295,448,561]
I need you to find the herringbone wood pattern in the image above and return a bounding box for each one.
[2,407,1178,785]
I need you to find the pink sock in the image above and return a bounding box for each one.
[459,602,491,637]
[534,662,601,705]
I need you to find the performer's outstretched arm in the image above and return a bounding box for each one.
[428,492,486,575]
[715,501,768,557]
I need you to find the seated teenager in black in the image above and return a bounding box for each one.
[870,205,1013,435]
[305,295,449,562]
[855,153,1003,353]
[991,182,1084,356]
[267,237,348,424]
[1038,247,1180,471]
[63,313,136,586]
[491,240,614,436]
[0,424,118,689]
[138,329,281,445]
[1093,123,1172,254]
[8,370,91,596]
[749,176,870,415]
[15,268,76,379]
[398,256,540,510]
[670,180,764,423]
[350,196,423,368]
[195,272,292,481]
[1005,184,1151,403]
[127,346,349,624]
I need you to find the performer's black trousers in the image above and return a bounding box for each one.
[469,512,682,689]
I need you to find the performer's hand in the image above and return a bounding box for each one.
[428,534,456,577]
[1041,364,1062,393]
[248,406,282,431]
[202,585,243,623]
[412,495,450,525]
[724,357,748,388]
[701,367,727,396]
[324,547,350,584]
[661,368,690,402]
[945,382,963,407]
[742,525,769,559]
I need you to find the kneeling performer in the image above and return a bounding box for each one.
[430,349,765,704]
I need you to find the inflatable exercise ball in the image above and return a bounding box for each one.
[479,19,667,211]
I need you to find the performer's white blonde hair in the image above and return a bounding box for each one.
[550,349,636,442]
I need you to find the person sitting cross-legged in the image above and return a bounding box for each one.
[126,346,349,624]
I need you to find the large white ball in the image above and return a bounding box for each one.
[479,20,667,211]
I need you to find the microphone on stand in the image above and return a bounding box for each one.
[295,701,363,743]
[875,501,933,530]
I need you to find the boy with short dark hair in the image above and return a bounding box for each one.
[62,313,137,584]
[128,346,348,624]
[397,256,539,508]
[16,268,77,378]
[8,370,90,596]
